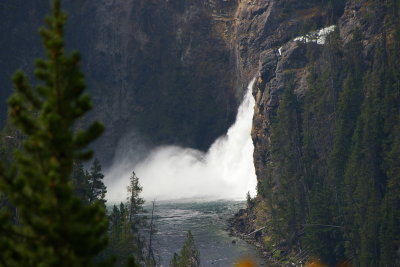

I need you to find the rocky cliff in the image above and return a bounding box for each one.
[0,0,345,166]
[1,0,240,165]
[246,0,389,206]
[233,0,336,189]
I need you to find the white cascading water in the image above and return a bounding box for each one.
[105,79,257,202]
[293,25,336,44]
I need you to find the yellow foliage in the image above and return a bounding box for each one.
[234,258,257,267]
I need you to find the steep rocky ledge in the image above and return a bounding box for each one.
[247,0,386,202]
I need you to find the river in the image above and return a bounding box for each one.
[143,199,266,267]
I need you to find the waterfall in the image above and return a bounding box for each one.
[105,79,257,202]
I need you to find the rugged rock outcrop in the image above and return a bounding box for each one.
[231,0,334,192]
[244,0,388,197]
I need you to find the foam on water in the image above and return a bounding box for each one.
[294,25,336,45]
[105,79,257,202]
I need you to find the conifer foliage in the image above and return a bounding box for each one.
[107,203,137,266]
[127,171,145,232]
[0,0,108,265]
[258,3,400,264]
[88,158,107,206]
[170,231,200,267]
[71,160,90,203]
[103,171,146,266]
[127,171,146,262]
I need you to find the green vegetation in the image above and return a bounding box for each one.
[170,231,200,267]
[126,171,146,263]
[0,0,108,265]
[0,1,144,265]
[267,74,305,245]
[106,203,138,266]
[0,0,201,266]
[87,158,107,206]
[70,158,107,209]
[101,171,148,267]
[246,191,256,210]
[259,1,400,265]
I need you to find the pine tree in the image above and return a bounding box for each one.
[110,204,122,241]
[127,171,145,232]
[170,253,180,267]
[304,182,340,265]
[127,171,145,261]
[102,172,146,266]
[170,231,200,267]
[88,158,107,206]
[380,127,400,265]
[0,1,108,265]
[106,203,137,267]
[379,24,400,266]
[329,30,364,189]
[71,160,90,203]
[300,31,348,263]
[268,74,306,245]
[342,38,388,266]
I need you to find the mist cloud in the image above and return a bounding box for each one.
[105,79,257,203]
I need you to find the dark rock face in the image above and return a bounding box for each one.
[233,0,328,84]
[0,0,240,165]
[72,0,242,164]
[252,41,311,188]
[0,1,49,125]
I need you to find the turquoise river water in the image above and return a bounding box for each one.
[143,200,266,267]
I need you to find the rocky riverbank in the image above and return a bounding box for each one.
[227,205,281,266]
[227,201,308,267]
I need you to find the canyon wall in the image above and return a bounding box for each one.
[1,0,239,165]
